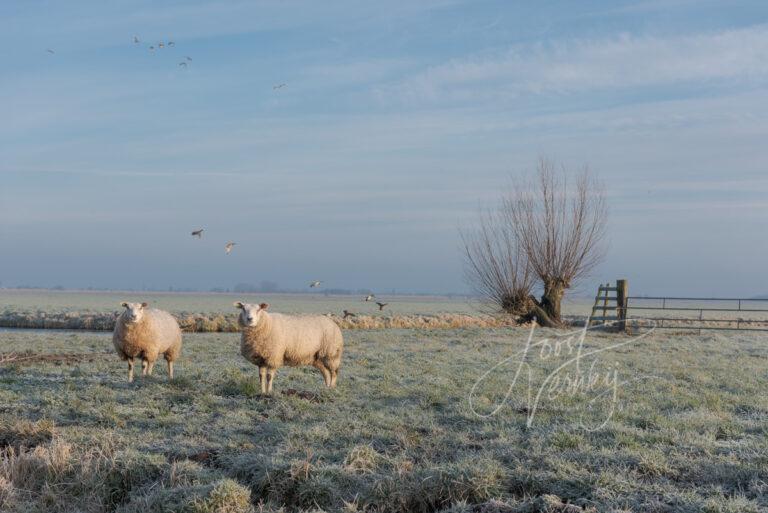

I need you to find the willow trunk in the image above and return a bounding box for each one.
[540,280,567,324]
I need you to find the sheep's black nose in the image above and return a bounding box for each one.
[247,317,253,322]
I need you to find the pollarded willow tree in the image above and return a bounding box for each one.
[462,205,535,316]
[463,159,607,327]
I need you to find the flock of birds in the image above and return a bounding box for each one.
[190,228,235,254]
[189,228,389,316]
[46,35,383,319]
[132,35,192,69]
[309,281,390,315]
[47,37,287,90]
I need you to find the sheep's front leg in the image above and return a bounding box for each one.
[259,367,267,395]
[316,364,332,388]
[167,360,174,380]
[266,369,277,395]
[141,359,149,377]
[127,358,135,382]
[146,360,155,376]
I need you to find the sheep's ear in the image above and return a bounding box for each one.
[121,302,128,308]
[141,302,148,308]
[234,302,244,309]
[259,303,269,310]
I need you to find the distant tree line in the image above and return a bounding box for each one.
[233,281,280,293]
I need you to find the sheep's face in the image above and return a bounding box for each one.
[235,302,269,327]
[121,302,148,324]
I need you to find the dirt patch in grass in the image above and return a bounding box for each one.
[0,351,113,366]
[166,448,222,469]
[281,388,323,403]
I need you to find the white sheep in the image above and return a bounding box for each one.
[235,302,344,394]
[113,302,182,382]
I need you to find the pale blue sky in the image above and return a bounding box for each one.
[1,1,767,295]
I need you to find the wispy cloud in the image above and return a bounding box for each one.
[650,177,768,193]
[378,24,768,103]
[298,59,415,89]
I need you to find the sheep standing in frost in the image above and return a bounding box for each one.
[113,302,182,382]
[235,302,344,394]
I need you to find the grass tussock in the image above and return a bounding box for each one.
[0,437,255,513]
[0,420,55,452]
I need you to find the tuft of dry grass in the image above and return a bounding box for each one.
[0,420,55,452]
[0,438,255,513]
[191,479,254,513]
[0,310,527,332]
[329,313,526,330]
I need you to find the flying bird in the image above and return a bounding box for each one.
[149,45,155,51]
[133,35,140,44]
[168,41,175,47]
[376,302,388,311]
[178,61,187,68]
[158,42,165,49]
[273,83,287,90]
[225,242,236,254]
[342,310,356,319]
[309,281,323,288]
[191,229,203,238]
[184,56,192,61]
[364,294,375,302]
[46,48,55,54]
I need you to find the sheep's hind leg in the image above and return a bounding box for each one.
[146,360,156,376]
[330,369,339,388]
[259,367,267,395]
[167,360,174,380]
[266,369,277,395]
[141,359,149,377]
[127,358,135,383]
[314,361,332,387]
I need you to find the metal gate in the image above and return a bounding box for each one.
[625,296,768,332]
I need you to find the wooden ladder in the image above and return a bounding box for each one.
[589,283,620,327]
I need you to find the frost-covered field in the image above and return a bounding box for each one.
[0,289,594,317]
[0,325,766,512]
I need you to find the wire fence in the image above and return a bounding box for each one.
[626,296,768,332]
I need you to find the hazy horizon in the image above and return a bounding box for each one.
[2,1,768,297]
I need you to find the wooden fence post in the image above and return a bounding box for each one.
[616,279,628,332]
